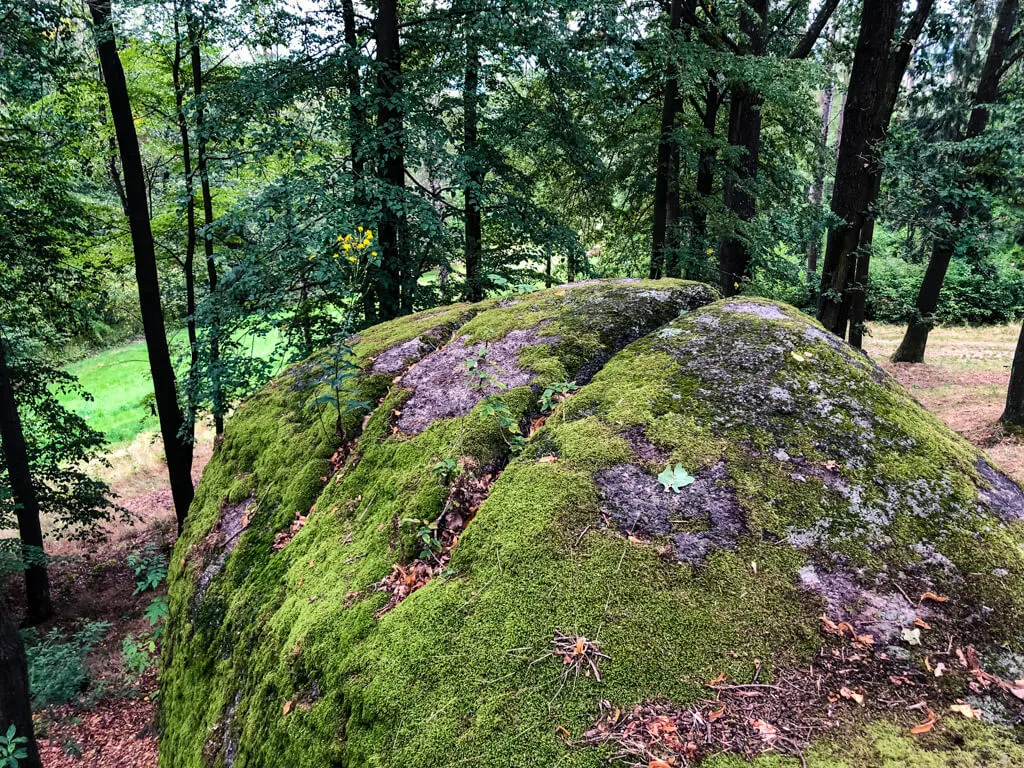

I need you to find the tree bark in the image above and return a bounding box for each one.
[89,0,195,530]
[895,0,1018,363]
[374,0,408,319]
[816,0,934,340]
[463,31,485,301]
[650,0,684,280]
[0,342,51,624]
[0,597,41,768]
[717,0,767,296]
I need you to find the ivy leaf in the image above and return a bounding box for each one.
[658,463,695,493]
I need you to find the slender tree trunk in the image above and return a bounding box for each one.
[717,0,767,296]
[172,11,199,427]
[691,78,720,252]
[895,0,1017,362]
[806,84,833,277]
[817,0,934,340]
[0,598,41,768]
[0,342,51,624]
[187,10,223,436]
[89,0,194,530]
[374,0,407,319]
[463,32,485,301]
[341,0,377,325]
[650,0,684,280]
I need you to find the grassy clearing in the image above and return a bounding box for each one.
[61,329,281,446]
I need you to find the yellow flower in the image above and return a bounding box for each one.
[705,248,713,255]
[365,230,373,239]
[371,251,378,257]
[342,243,351,251]
[357,226,364,232]
[347,256,356,263]
[337,235,343,241]
[333,253,340,258]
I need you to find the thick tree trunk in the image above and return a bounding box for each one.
[717,0,767,296]
[463,33,485,301]
[0,343,51,623]
[374,0,407,320]
[806,84,833,277]
[817,0,934,339]
[650,0,684,280]
[90,0,194,529]
[0,598,41,768]
[894,0,1017,362]
[188,11,223,436]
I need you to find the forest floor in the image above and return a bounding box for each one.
[12,321,1024,766]
[864,322,1024,484]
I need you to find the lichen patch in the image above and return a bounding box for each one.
[595,461,744,565]
[395,327,555,433]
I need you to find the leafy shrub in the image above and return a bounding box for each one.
[866,257,1024,325]
[22,620,109,708]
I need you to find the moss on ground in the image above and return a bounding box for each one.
[161,285,1023,768]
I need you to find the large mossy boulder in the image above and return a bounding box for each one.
[161,280,1024,768]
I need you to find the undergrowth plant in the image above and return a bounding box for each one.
[22,620,109,708]
[0,725,27,768]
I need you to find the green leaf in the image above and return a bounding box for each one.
[657,463,695,493]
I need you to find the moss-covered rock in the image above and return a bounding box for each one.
[161,283,1024,768]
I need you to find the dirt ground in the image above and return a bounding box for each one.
[7,429,215,768]
[863,322,1024,484]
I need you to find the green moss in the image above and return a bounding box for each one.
[161,286,1024,768]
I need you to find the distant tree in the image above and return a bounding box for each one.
[893,0,1020,363]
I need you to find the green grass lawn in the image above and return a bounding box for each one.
[62,329,281,446]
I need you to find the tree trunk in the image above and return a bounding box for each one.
[717,0,767,296]
[341,0,377,325]
[188,9,223,436]
[894,0,1017,362]
[463,32,485,301]
[374,0,407,320]
[816,0,934,339]
[690,78,720,254]
[806,84,833,277]
[89,0,195,530]
[650,0,684,280]
[172,9,199,428]
[0,598,41,768]
[1002,319,1024,426]
[0,343,51,624]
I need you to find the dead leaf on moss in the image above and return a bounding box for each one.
[949,703,981,719]
[748,719,779,741]
[920,592,948,604]
[283,700,293,716]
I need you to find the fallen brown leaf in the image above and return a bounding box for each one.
[840,686,865,706]
[950,703,980,719]
[920,592,948,604]
[909,708,937,734]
